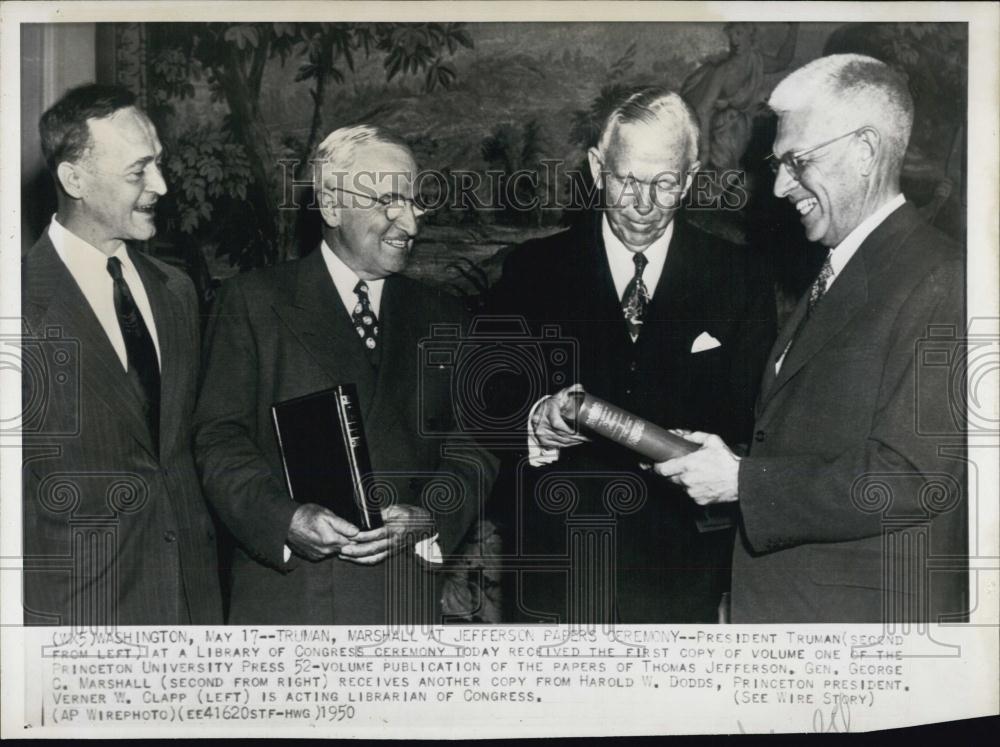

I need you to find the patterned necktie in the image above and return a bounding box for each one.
[107,256,160,448]
[778,253,834,370]
[807,254,835,314]
[352,280,380,366]
[621,252,650,339]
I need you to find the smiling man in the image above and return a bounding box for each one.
[22,84,223,625]
[653,55,968,623]
[194,125,497,624]
[487,88,775,623]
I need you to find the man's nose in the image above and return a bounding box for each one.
[772,163,795,198]
[146,162,168,197]
[394,201,419,235]
[633,185,654,215]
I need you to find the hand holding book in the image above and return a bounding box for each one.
[557,388,699,461]
[286,503,360,561]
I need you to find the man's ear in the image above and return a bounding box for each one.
[681,160,701,199]
[587,147,605,190]
[317,187,340,228]
[56,162,85,199]
[856,127,880,177]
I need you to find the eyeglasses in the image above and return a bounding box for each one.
[327,186,429,221]
[767,127,870,181]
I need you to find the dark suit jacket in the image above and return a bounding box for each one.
[193,249,498,625]
[487,212,776,623]
[21,230,223,626]
[734,202,968,623]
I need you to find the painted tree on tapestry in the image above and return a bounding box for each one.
[146,22,473,270]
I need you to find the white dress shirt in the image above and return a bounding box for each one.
[528,215,676,465]
[283,241,440,564]
[774,193,906,374]
[321,240,385,316]
[49,215,161,370]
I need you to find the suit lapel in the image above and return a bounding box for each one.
[271,250,378,415]
[646,218,699,320]
[365,276,410,434]
[755,202,924,417]
[756,290,809,416]
[583,216,628,323]
[771,256,868,390]
[23,233,157,457]
[576,215,642,352]
[130,248,184,455]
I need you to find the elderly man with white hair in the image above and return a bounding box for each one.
[194,125,498,624]
[488,87,776,623]
[653,55,968,623]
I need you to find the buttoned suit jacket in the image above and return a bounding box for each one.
[21,230,223,625]
[734,202,968,623]
[193,249,498,625]
[487,212,776,622]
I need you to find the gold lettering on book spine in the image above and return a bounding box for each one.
[584,402,604,428]
[627,421,645,447]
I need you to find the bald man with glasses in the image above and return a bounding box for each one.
[654,55,968,624]
[194,125,497,624]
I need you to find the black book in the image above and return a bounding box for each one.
[271,385,383,530]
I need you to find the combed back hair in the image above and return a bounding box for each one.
[313,124,412,194]
[39,83,137,174]
[768,54,914,176]
[596,87,700,164]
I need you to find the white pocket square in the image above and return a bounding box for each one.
[691,331,722,353]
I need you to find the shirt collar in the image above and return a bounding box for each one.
[319,240,385,315]
[601,215,673,298]
[49,214,131,273]
[827,193,906,278]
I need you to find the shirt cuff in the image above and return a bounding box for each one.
[414,535,442,565]
[285,539,442,565]
[527,396,560,466]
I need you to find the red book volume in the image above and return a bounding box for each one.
[560,390,698,461]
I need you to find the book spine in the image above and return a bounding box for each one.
[334,386,382,530]
[562,391,698,462]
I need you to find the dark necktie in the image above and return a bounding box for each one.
[779,253,834,368]
[107,256,160,448]
[621,252,650,339]
[352,280,380,366]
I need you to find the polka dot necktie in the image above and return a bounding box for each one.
[621,251,650,340]
[352,280,380,367]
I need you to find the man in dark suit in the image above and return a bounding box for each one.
[194,125,498,625]
[21,84,222,625]
[654,55,967,623]
[488,88,775,623]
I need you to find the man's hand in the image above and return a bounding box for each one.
[532,384,591,450]
[652,431,741,505]
[338,504,436,566]
[286,503,360,561]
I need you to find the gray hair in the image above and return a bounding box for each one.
[596,87,700,164]
[768,54,913,176]
[312,124,411,194]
